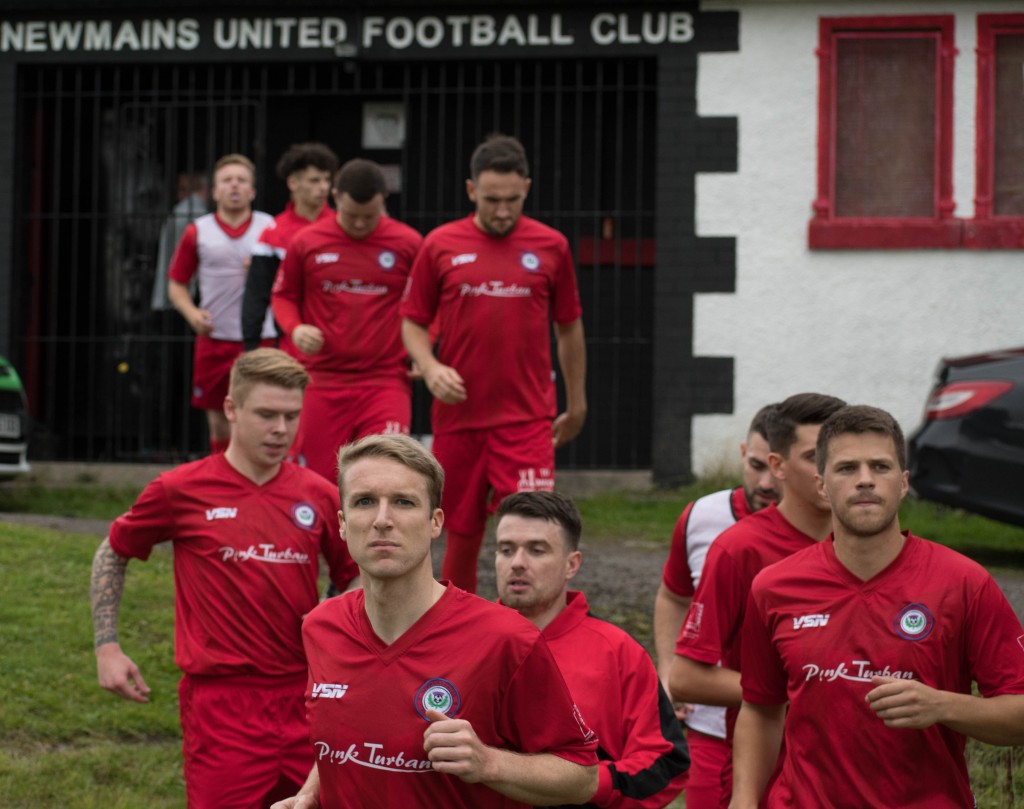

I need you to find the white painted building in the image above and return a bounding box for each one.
[1,1,1019,482]
[690,2,1023,475]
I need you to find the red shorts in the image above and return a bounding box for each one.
[179,673,311,809]
[432,420,554,536]
[191,336,273,410]
[684,728,730,809]
[294,378,411,482]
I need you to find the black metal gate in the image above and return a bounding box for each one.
[12,57,656,468]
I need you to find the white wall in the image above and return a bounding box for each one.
[691,1,1022,476]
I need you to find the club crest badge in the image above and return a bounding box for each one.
[893,603,934,641]
[378,250,397,270]
[291,502,317,530]
[415,678,461,720]
[520,251,540,272]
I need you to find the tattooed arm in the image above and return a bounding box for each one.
[91,538,151,703]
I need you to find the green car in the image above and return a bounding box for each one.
[0,355,30,477]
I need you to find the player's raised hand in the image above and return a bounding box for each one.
[423,708,494,782]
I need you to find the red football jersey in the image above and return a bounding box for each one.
[168,211,275,341]
[540,591,689,809]
[303,584,598,808]
[662,486,752,598]
[109,455,357,677]
[272,215,422,382]
[676,505,817,675]
[256,201,335,259]
[743,533,1024,808]
[662,486,752,744]
[400,215,582,433]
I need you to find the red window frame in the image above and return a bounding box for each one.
[966,14,1024,248]
[809,16,960,249]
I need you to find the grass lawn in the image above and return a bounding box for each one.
[2,481,1023,806]
[0,523,183,808]
[0,482,141,522]
[576,482,1024,563]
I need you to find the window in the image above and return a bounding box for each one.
[810,16,959,248]
[968,14,1024,247]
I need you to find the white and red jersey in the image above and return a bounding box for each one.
[662,486,751,740]
[662,487,752,598]
[169,211,276,341]
[302,584,598,809]
[272,216,422,383]
[676,505,818,738]
[109,455,357,677]
[400,214,582,434]
[538,591,689,809]
[742,533,1024,808]
[254,201,335,262]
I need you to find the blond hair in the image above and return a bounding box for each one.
[228,348,310,405]
[337,434,444,510]
[213,153,256,183]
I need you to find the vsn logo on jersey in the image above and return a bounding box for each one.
[291,502,317,530]
[451,252,477,267]
[520,251,540,272]
[378,250,396,271]
[312,682,349,699]
[206,507,238,521]
[793,613,830,630]
[894,603,934,641]
[415,678,461,720]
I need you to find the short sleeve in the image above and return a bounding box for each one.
[550,239,582,324]
[399,239,441,326]
[965,575,1024,698]
[499,636,598,766]
[166,223,199,285]
[675,541,744,664]
[270,232,305,335]
[108,477,175,561]
[661,505,696,598]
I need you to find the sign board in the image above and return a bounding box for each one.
[0,9,706,62]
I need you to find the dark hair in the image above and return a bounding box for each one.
[766,393,847,457]
[229,347,310,405]
[275,142,339,180]
[816,405,907,473]
[336,434,444,511]
[747,403,779,442]
[470,133,529,180]
[496,491,582,552]
[333,158,387,203]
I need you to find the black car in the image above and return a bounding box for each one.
[908,347,1024,528]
